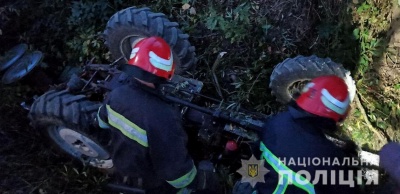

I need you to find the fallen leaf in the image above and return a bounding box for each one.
[189,7,196,15]
[182,3,190,10]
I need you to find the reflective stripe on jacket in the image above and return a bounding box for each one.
[97,81,196,191]
[260,142,315,194]
[257,105,358,194]
[106,104,148,147]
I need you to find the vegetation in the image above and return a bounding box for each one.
[0,0,398,192]
[344,0,395,150]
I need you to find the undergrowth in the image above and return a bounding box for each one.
[0,84,108,193]
[344,0,394,150]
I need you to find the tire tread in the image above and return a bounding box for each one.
[269,55,352,104]
[103,7,197,74]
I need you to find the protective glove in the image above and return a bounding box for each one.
[380,143,400,185]
[198,160,214,172]
[67,74,85,92]
[191,160,221,194]
[232,181,256,194]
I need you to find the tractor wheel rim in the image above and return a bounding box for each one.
[47,126,110,160]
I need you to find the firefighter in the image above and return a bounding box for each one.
[379,143,400,193]
[254,75,359,193]
[97,37,218,194]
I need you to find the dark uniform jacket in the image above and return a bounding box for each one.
[97,80,196,193]
[256,105,358,194]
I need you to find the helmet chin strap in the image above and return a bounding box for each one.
[134,78,155,88]
[121,64,166,84]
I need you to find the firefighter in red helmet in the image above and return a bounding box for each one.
[296,76,351,123]
[97,37,219,193]
[235,75,359,194]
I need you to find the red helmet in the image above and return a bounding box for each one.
[124,37,175,83]
[296,75,350,122]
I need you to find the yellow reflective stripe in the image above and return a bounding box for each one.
[106,105,148,147]
[97,106,110,129]
[260,142,315,194]
[167,164,197,188]
[273,174,289,194]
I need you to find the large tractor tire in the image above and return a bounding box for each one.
[103,6,197,75]
[269,55,356,104]
[28,90,113,169]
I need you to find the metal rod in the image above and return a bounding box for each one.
[164,86,266,118]
[165,95,214,115]
[81,70,98,91]
[165,95,263,132]
[110,56,124,67]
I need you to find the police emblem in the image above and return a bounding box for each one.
[237,155,269,187]
[248,164,258,177]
